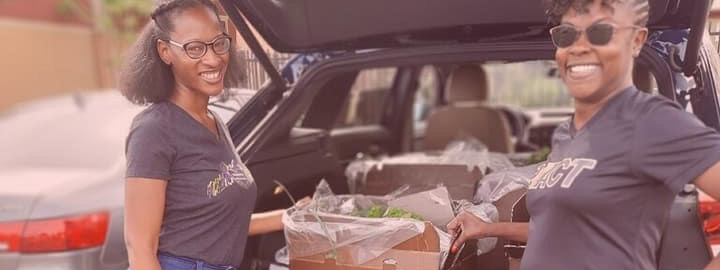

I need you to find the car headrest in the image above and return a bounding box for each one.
[445,64,488,103]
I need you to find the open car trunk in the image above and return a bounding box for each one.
[218,0,711,160]
[222,0,701,52]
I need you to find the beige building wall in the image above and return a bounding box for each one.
[0,17,100,111]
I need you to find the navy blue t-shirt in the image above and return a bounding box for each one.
[125,102,257,267]
[522,87,720,270]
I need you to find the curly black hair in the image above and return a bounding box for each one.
[119,0,245,105]
[543,0,649,26]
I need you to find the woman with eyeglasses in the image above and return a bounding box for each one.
[447,0,720,269]
[119,1,303,270]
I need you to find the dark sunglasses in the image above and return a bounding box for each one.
[163,34,232,59]
[549,23,641,48]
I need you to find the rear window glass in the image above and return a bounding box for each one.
[485,60,572,108]
[414,66,440,122]
[335,68,397,128]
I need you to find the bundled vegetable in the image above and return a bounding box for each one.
[353,205,424,221]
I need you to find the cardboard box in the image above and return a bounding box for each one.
[358,164,483,201]
[285,186,486,270]
[286,158,500,270]
[288,219,440,270]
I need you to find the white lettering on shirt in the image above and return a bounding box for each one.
[528,158,597,190]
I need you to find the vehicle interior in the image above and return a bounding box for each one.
[215,0,717,269]
[238,44,715,270]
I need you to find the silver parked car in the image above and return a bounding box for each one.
[0,89,254,270]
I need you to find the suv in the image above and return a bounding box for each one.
[216,0,718,269]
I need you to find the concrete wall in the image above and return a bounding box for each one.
[0,17,100,111]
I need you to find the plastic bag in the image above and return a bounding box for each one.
[437,228,452,268]
[474,164,538,203]
[450,200,500,255]
[377,139,490,172]
[466,203,500,255]
[444,137,487,152]
[274,246,289,268]
[344,155,377,194]
[437,138,491,172]
[487,152,515,173]
[344,138,492,193]
[283,180,426,265]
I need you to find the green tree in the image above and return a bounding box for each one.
[58,0,153,42]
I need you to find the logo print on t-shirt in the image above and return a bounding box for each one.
[206,160,252,198]
[528,158,597,190]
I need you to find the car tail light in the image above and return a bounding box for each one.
[700,201,720,245]
[21,218,67,252]
[64,213,110,249]
[0,212,109,253]
[0,222,24,252]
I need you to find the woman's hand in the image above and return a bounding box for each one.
[446,211,492,253]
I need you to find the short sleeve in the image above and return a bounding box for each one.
[125,119,174,180]
[632,102,720,193]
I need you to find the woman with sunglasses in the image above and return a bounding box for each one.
[119,1,304,269]
[447,0,720,269]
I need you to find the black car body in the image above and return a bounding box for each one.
[216,0,718,269]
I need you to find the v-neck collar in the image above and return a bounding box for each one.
[167,102,221,143]
[569,87,635,138]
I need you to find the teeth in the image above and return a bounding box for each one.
[200,71,220,80]
[569,65,599,74]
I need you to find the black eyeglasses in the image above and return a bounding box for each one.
[163,35,232,59]
[549,23,641,48]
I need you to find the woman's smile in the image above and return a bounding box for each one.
[566,63,601,80]
[199,69,223,84]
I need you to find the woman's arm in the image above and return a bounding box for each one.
[125,178,167,270]
[695,161,720,270]
[484,222,530,242]
[248,197,312,236]
[695,161,720,199]
[248,210,285,236]
[447,211,529,252]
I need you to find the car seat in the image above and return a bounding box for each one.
[424,64,514,153]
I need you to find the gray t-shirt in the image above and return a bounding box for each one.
[522,87,720,270]
[125,102,257,267]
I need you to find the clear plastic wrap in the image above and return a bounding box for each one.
[451,200,500,255]
[273,246,290,270]
[467,203,500,255]
[437,229,452,268]
[344,138,492,193]
[487,152,515,173]
[474,164,538,203]
[344,155,377,194]
[283,180,428,265]
[437,139,490,172]
[374,141,491,172]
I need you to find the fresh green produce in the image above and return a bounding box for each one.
[352,205,424,221]
[365,205,387,218]
[527,147,551,165]
[384,207,424,221]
